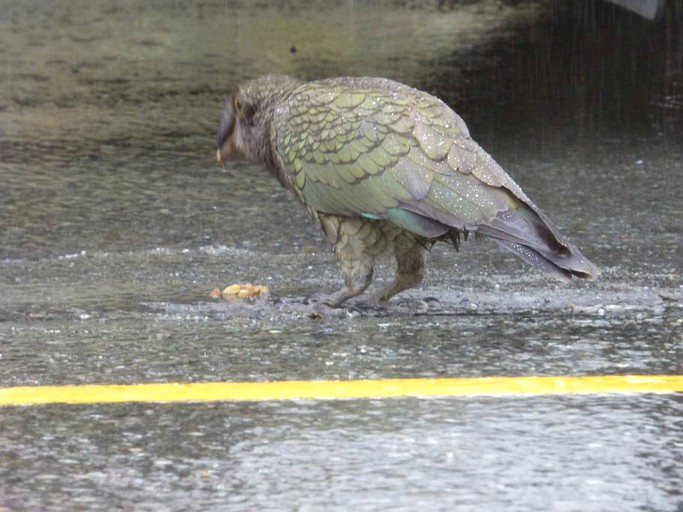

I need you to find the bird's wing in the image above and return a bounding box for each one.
[272,81,538,239]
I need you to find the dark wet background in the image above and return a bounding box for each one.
[1,0,682,510]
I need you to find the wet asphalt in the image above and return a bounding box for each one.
[1,0,682,510]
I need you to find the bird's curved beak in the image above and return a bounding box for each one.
[216,106,236,168]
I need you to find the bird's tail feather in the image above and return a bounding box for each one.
[493,240,573,282]
[477,202,599,281]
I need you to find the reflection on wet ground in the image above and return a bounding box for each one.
[1,0,682,510]
[3,395,681,511]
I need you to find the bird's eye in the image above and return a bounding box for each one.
[232,94,254,120]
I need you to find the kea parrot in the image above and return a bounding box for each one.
[216,76,598,308]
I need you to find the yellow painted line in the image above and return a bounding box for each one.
[1,375,681,406]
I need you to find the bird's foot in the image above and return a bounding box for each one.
[308,301,352,319]
[298,294,356,319]
[392,296,441,315]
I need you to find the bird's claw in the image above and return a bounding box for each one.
[308,301,353,319]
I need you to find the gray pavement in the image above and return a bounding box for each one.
[1,1,681,510]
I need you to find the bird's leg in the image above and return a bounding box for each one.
[318,216,375,308]
[325,251,373,308]
[377,237,428,302]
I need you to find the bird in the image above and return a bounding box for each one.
[216,75,598,308]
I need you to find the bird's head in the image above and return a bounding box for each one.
[216,75,301,167]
